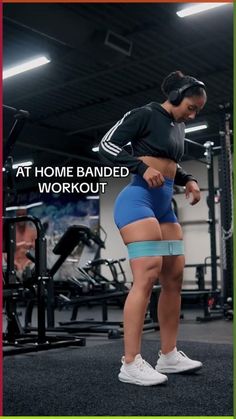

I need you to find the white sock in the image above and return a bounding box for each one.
[125,354,141,367]
[161,347,177,359]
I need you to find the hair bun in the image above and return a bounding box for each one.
[175,70,185,79]
[161,70,185,96]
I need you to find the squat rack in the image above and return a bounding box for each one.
[184,103,233,308]
[184,137,218,291]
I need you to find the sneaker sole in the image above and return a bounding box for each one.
[118,374,168,386]
[156,364,202,374]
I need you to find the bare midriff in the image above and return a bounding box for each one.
[138,156,177,179]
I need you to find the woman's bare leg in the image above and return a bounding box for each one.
[119,218,163,363]
[158,222,185,354]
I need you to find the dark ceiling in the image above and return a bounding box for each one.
[3,2,233,173]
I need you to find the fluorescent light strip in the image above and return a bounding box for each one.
[5,206,23,211]
[13,160,33,169]
[3,56,50,80]
[2,160,33,172]
[5,202,43,211]
[177,3,229,18]
[25,202,43,209]
[185,124,208,133]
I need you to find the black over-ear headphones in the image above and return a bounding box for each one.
[168,79,205,106]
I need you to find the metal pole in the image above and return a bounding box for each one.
[218,104,233,302]
[3,105,30,162]
[204,141,218,290]
[185,137,206,149]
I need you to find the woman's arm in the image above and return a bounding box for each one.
[98,107,151,176]
[174,164,198,186]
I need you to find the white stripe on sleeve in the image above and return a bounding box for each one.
[101,111,131,156]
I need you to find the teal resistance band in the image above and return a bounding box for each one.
[127,240,184,259]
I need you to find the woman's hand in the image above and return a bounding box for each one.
[185,181,201,205]
[143,167,165,188]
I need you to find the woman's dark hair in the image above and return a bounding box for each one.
[161,70,206,99]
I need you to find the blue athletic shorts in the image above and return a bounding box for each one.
[114,174,178,229]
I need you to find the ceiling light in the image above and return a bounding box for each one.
[2,160,33,171]
[185,124,208,133]
[25,202,43,209]
[177,3,229,18]
[5,202,43,211]
[13,160,34,169]
[3,56,50,80]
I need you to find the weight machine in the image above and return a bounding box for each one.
[2,105,86,355]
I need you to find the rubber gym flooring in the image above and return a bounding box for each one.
[3,307,233,416]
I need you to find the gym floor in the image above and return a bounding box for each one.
[3,304,233,416]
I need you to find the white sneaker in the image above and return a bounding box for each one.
[118,354,168,386]
[155,348,203,374]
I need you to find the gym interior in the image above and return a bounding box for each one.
[2,3,234,417]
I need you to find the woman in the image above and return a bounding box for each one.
[99,71,207,386]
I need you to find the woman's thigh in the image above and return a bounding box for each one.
[159,222,185,286]
[119,217,162,244]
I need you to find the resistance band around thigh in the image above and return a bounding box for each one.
[127,240,184,259]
